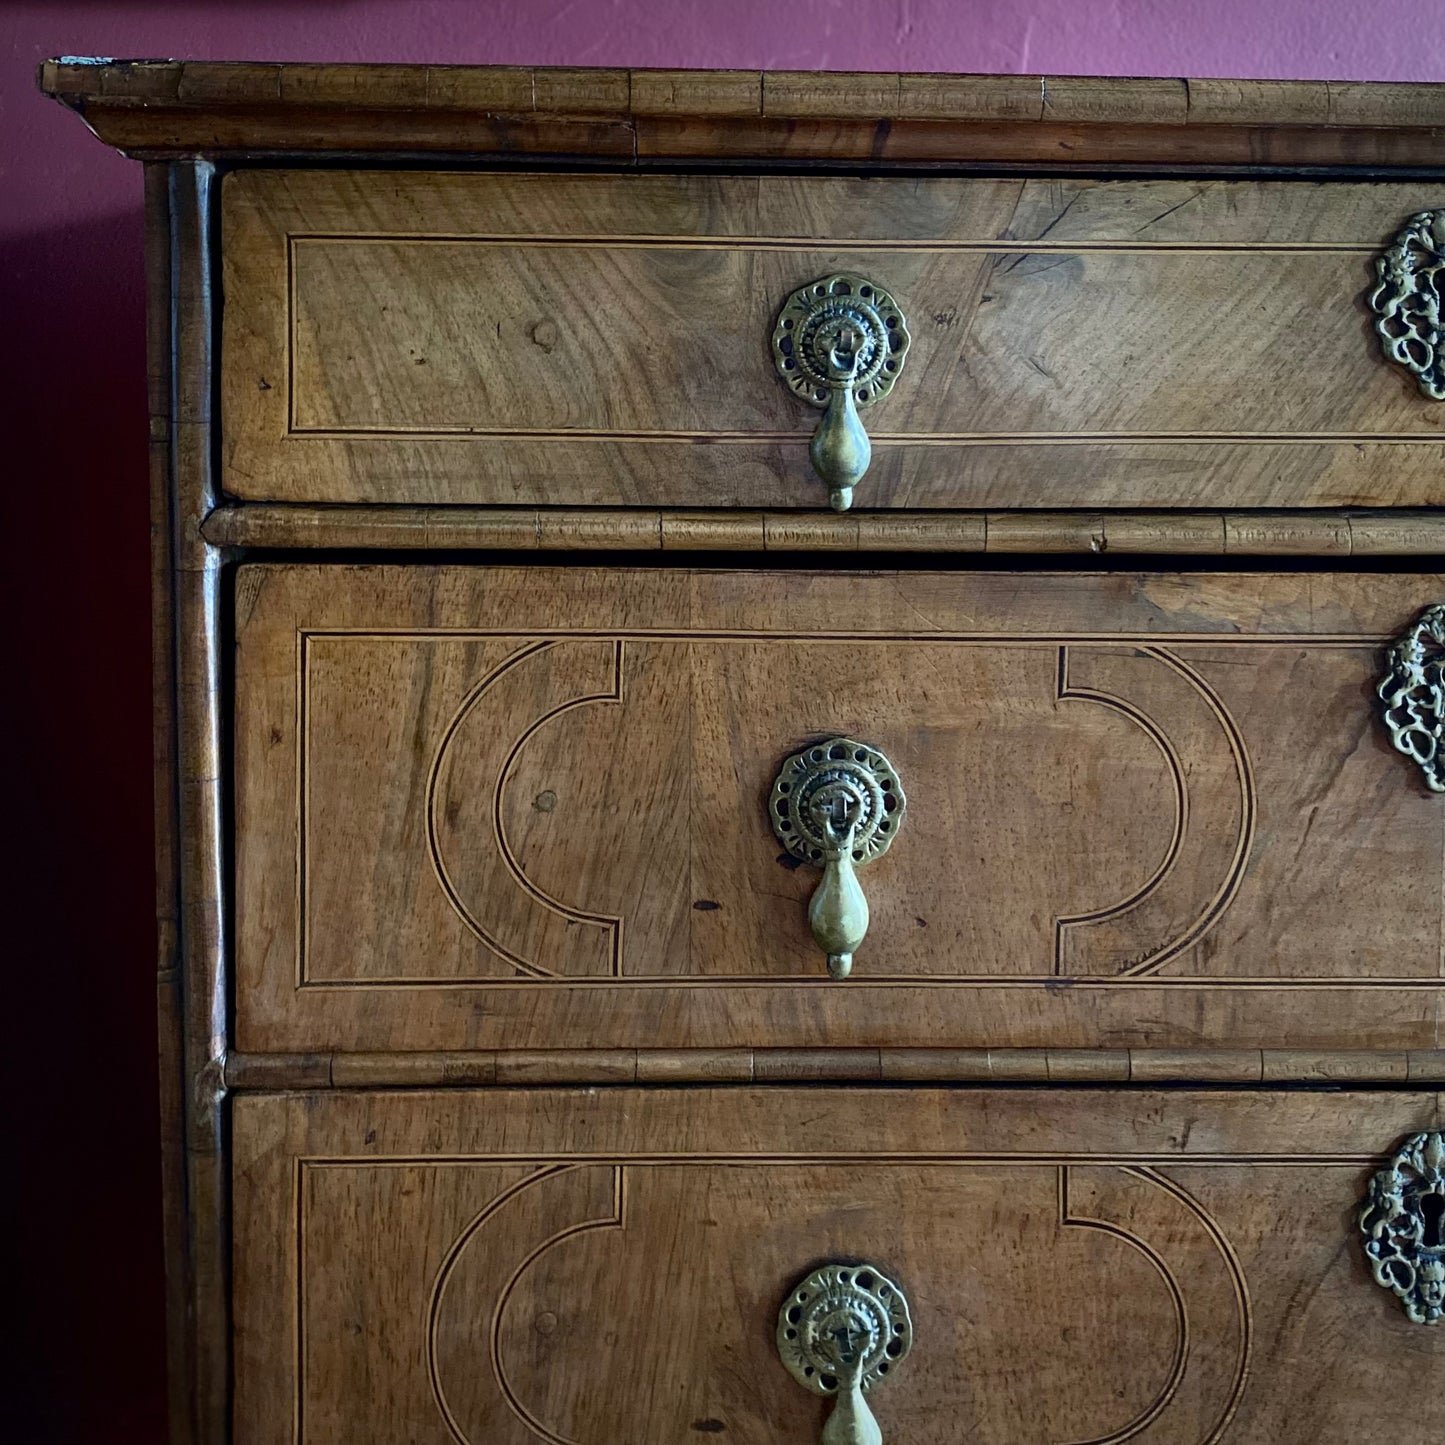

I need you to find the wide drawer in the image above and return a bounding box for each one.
[234,565,1445,1054]
[233,1086,1445,1444]
[221,171,1444,509]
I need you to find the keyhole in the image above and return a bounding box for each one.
[1422,1191,1444,1247]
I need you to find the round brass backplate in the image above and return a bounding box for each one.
[770,737,905,868]
[776,1262,913,1397]
[771,274,910,409]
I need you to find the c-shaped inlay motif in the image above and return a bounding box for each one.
[1058,1166,1252,1445]
[426,1162,1251,1445]
[428,640,625,978]
[1055,646,1256,977]
[424,638,1254,982]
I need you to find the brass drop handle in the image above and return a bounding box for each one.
[770,738,905,979]
[777,1263,913,1445]
[809,790,869,977]
[772,275,911,511]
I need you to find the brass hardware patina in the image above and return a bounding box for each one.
[777,1263,913,1445]
[1359,1130,1445,1324]
[771,274,911,511]
[1369,210,1445,399]
[770,738,905,978]
[1377,603,1445,791]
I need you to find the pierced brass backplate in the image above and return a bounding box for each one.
[1359,1131,1444,1324]
[771,274,910,511]
[1369,210,1445,400]
[777,1263,913,1445]
[1377,603,1445,792]
[770,738,905,978]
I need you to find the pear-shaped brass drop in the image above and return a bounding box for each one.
[808,819,870,978]
[811,380,871,513]
[821,1356,883,1445]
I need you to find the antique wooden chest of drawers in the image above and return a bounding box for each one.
[44,60,1445,1445]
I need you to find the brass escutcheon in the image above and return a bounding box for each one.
[1377,602,1445,792]
[776,1262,913,1445]
[770,737,905,978]
[1369,210,1445,400]
[771,274,910,511]
[1359,1130,1445,1324]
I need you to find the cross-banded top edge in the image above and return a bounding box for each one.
[38,60,1445,165]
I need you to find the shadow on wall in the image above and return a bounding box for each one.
[3,208,168,1445]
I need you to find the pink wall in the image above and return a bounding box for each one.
[5,4,1442,1442]
[10,3,1445,309]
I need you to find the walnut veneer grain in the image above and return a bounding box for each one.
[235,1087,1445,1445]
[222,171,1445,510]
[234,564,1445,1054]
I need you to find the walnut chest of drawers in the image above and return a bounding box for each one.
[44,60,1445,1445]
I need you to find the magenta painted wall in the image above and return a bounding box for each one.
[5,4,1442,1442]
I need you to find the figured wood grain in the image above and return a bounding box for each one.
[39,61,1445,166]
[233,564,1445,1054]
[220,170,1445,509]
[233,1087,1444,1445]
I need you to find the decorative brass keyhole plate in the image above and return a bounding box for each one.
[771,274,910,511]
[770,738,905,978]
[1369,210,1445,400]
[777,1263,913,1416]
[1376,602,1445,792]
[1359,1130,1445,1324]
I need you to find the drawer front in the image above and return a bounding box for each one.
[234,565,1445,1054]
[222,171,1444,509]
[233,1087,1445,1444]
